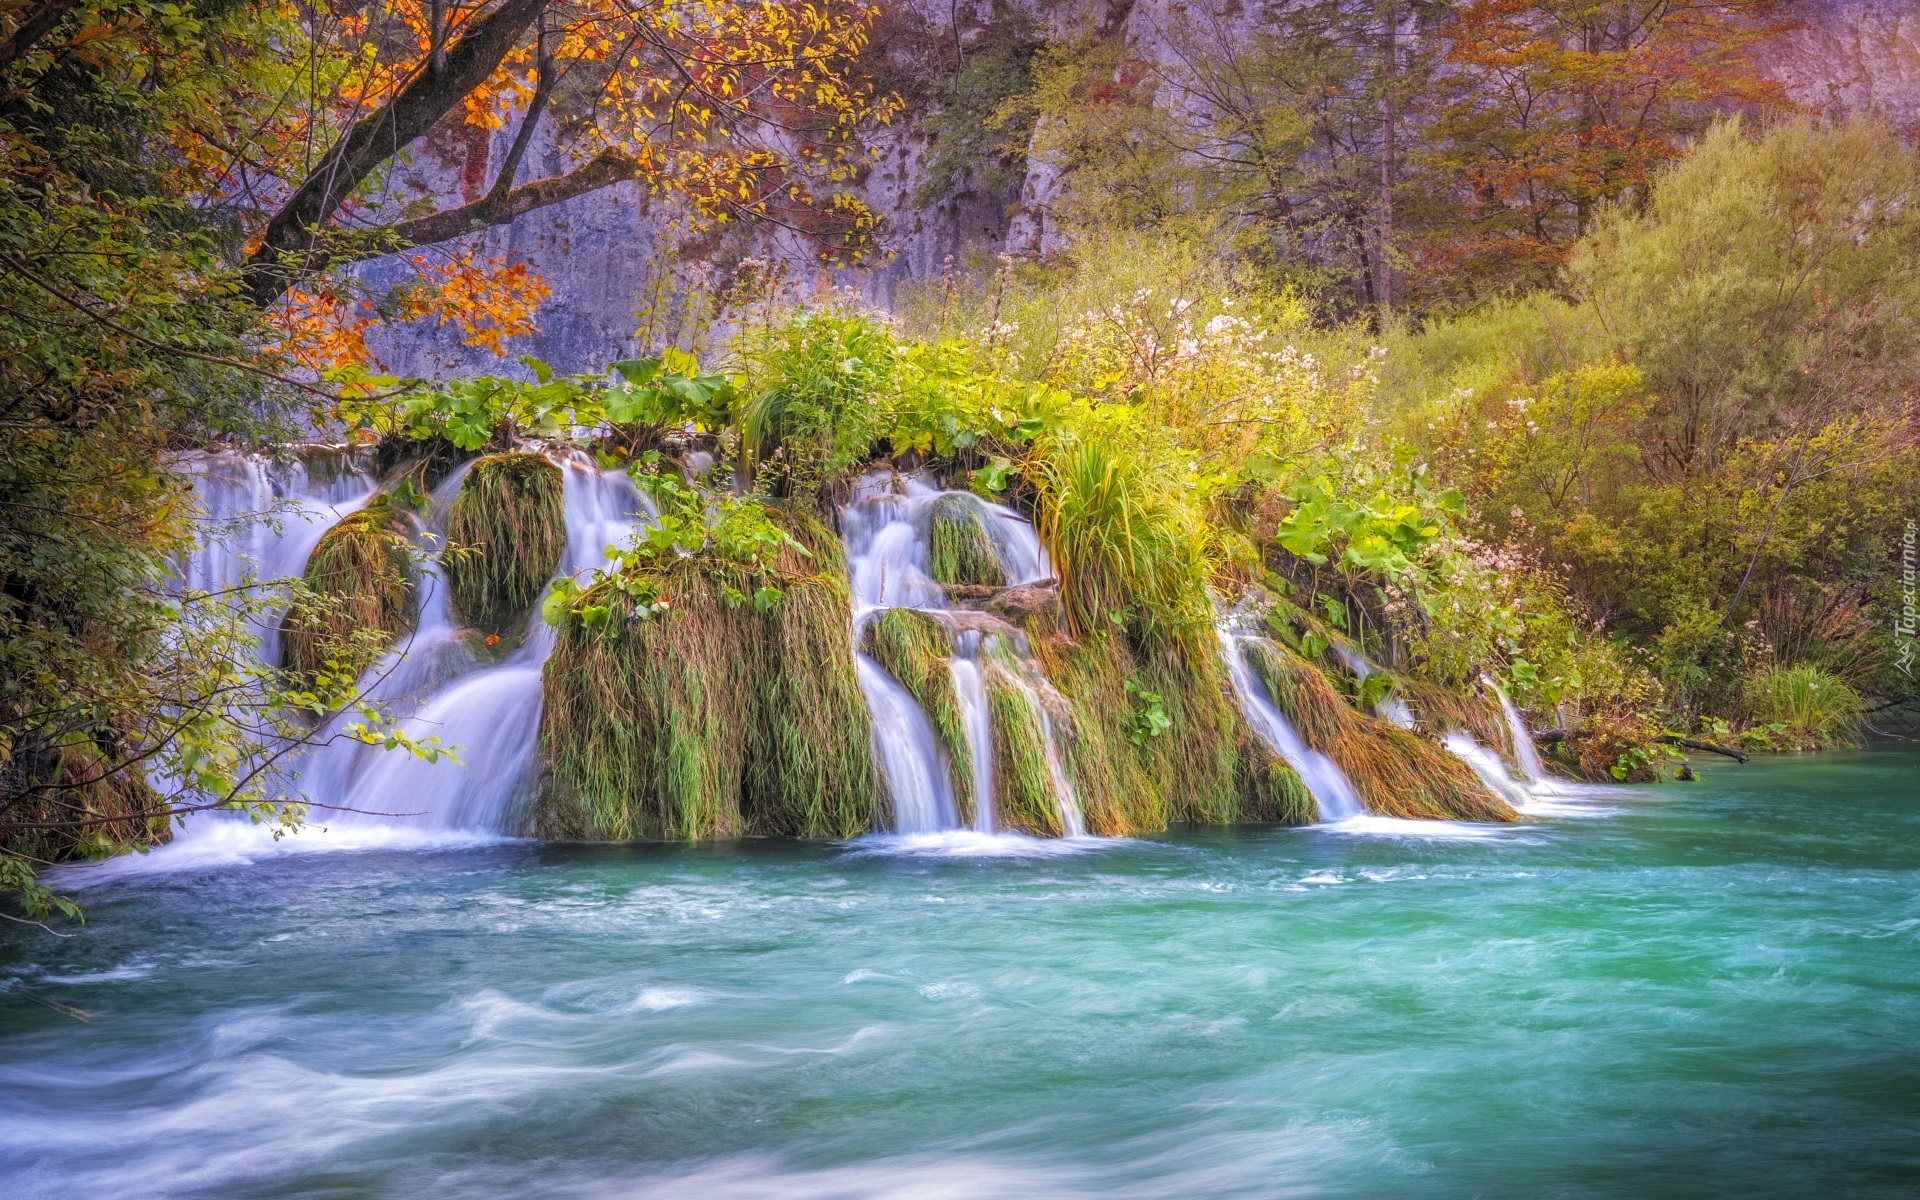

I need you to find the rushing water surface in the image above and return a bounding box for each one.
[4,748,1918,1198]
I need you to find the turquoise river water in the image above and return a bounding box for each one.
[3,748,1918,1198]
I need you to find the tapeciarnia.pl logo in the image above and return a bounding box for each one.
[1898,518,1917,680]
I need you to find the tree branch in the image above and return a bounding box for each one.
[0,0,77,77]
[341,148,639,261]
[242,0,550,308]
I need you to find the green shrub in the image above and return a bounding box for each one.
[738,312,894,499]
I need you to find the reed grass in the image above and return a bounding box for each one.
[1247,640,1518,822]
[863,608,972,817]
[926,493,1007,587]
[445,453,565,641]
[280,495,414,685]
[983,663,1062,837]
[1036,437,1203,645]
[1742,663,1865,750]
[537,509,882,841]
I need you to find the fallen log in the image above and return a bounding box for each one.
[1660,734,1749,763]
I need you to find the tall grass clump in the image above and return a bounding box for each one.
[537,510,882,841]
[1246,640,1517,822]
[281,496,414,685]
[445,453,565,640]
[863,608,972,814]
[1742,664,1865,750]
[926,493,1007,587]
[983,663,1062,837]
[1401,677,1519,769]
[1029,616,1296,832]
[1036,436,1204,645]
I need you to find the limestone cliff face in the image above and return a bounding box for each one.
[360,0,1917,378]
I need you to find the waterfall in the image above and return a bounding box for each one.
[173,449,379,667]
[311,458,650,831]
[949,648,996,834]
[168,448,649,838]
[840,472,1076,838]
[1486,677,1548,783]
[1219,632,1364,822]
[855,656,959,833]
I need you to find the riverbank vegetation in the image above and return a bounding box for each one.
[2,0,1914,917]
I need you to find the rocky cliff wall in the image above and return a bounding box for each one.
[357,0,1918,378]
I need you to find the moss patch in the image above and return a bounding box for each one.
[281,495,414,686]
[537,509,883,841]
[446,453,566,641]
[1247,641,1518,822]
[927,493,1006,588]
[862,608,972,821]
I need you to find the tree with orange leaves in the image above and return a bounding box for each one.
[230,0,898,359]
[1415,0,1791,300]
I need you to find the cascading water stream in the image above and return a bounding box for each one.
[1219,631,1364,822]
[855,658,959,834]
[314,458,650,831]
[1486,676,1550,785]
[169,448,650,838]
[948,643,996,835]
[839,473,1081,837]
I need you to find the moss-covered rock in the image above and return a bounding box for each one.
[862,608,972,819]
[445,453,566,641]
[927,493,1007,588]
[281,496,414,686]
[536,510,883,841]
[1247,641,1517,822]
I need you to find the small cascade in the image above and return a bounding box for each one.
[173,449,379,667]
[1442,732,1533,806]
[840,472,1078,838]
[1219,631,1364,822]
[1333,644,1417,730]
[948,646,996,834]
[313,457,650,831]
[856,657,959,833]
[1486,676,1549,783]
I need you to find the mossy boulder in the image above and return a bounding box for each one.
[281,496,414,686]
[536,510,883,841]
[445,453,566,641]
[927,493,1006,588]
